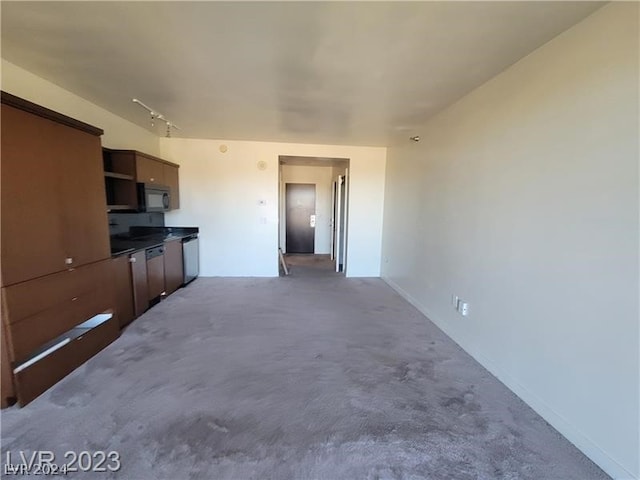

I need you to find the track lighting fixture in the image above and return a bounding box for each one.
[132,98,180,137]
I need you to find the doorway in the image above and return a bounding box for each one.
[285,183,315,254]
[278,156,349,276]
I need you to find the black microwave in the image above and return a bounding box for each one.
[137,183,171,212]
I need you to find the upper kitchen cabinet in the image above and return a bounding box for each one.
[163,163,180,210]
[104,150,180,210]
[1,92,110,286]
[136,153,165,185]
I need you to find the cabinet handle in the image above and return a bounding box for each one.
[65,257,73,265]
[150,177,155,182]
[71,297,78,302]
[129,257,136,263]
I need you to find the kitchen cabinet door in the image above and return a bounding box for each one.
[112,256,134,328]
[57,123,110,268]
[130,251,149,317]
[147,254,165,300]
[164,240,183,295]
[136,155,165,185]
[0,104,66,286]
[163,163,180,210]
[1,322,15,407]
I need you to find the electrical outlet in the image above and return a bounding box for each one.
[460,302,469,316]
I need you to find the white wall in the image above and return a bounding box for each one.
[1,59,160,155]
[161,138,386,277]
[0,59,387,278]
[381,4,639,479]
[279,165,335,254]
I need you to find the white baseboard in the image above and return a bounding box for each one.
[382,276,638,480]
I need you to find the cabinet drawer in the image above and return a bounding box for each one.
[2,260,112,325]
[8,290,113,364]
[13,313,119,406]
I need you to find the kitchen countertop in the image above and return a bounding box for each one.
[110,226,199,257]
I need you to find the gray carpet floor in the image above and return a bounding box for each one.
[1,266,609,479]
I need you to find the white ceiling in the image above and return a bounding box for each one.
[1,1,604,147]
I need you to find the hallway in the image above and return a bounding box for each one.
[282,254,341,278]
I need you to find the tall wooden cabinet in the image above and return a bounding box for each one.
[1,95,110,286]
[1,92,118,407]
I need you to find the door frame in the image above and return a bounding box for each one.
[278,157,350,274]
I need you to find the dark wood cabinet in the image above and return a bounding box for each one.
[13,313,119,406]
[3,260,115,364]
[136,154,165,185]
[2,104,68,286]
[1,95,110,286]
[112,256,135,328]
[58,124,111,268]
[104,149,180,211]
[1,259,117,406]
[164,240,184,295]
[104,149,138,211]
[164,163,180,210]
[130,251,149,317]
[0,92,118,407]
[1,323,15,407]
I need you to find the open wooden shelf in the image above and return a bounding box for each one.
[104,171,134,181]
[107,204,136,212]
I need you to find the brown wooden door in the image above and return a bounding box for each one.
[163,240,183,295]
[136,155,165,185]
[147,254,165,300]
[1,104,66,286]
[130,251,149,317]
[57,123,110,268]
[163,164,180,210]
[112,256,134,328]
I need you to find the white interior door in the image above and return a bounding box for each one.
[330,180,336,260]
[335,175,343,272]
[341,169,349,272]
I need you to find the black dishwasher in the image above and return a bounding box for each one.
[146,246,165,301]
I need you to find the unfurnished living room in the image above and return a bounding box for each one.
[0,2,638,479]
